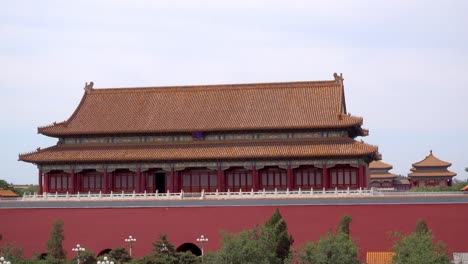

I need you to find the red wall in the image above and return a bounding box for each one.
[1,204,467,259]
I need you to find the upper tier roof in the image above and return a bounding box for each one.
[412,150,452,167]
[369,160,393,170]
[38,75,366,137]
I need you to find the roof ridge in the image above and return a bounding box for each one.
[91,80,339,94]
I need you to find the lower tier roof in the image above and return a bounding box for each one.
[19,137,379,164]
[369,172,398,179]
[408,171,457,178]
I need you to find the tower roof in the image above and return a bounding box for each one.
[369,160,393,170]
[412,150,452,167]
[38,75,366,137]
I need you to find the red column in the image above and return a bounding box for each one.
[38,169,43,195]
[322,165,328,189]
[170,167,176,193]
[44,173,49,193]
[71,169,76,194]
[363,165,367,188]
[358,165,364,188]
[142,171,146,192]
[217,166,223,192]
[137,167,142,193]
[75,172,80,193]
[358,164,366,188]
[287,164,293,190]
[252,166,258,191]
[103,168,108,194]
[109,171,114,192]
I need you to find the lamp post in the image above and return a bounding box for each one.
[0,256,11,264]
[124,235,136,257]
[196,235,208,256]
[72,244,85,264]
[160,243,168,254]
[97,256,114,264]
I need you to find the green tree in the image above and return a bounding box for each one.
[70,248,96,264]
[392,219,450,264]
[152,234,176,255]
[299,216,359,264]
[46,220,66,260]
[262,209,294,263]
[0,179,10,190]
[337,215,352,236]
[108,247,131,263]
[0,241,24,261]
[205,227,278,264]
[131,234,200,264]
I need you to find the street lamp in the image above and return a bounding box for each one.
[196,235,208,256]
[124,235,136,257]
[72,244,85,264]
[160,243,169,254]
[97,256,114,264]
[0,256,11,264]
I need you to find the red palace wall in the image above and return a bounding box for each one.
[1,204,467,260]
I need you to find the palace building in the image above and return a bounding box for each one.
[369,160,398,188]
[19,74,380,195]
[408,150,456,187]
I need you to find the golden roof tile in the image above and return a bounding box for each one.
[19,137,378,164]
[0,189,19,197]
[38,77,365,136]
[412,150,452,167]
[408,171,457,178]
[369,172,398,179]
[369,160,393,169]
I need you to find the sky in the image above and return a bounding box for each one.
[1,0,467,184]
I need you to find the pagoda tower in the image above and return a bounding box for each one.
[408,150,456,187]
[369,160,398,188]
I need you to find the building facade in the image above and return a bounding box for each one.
[408,150,456,187]
[19,74,380,195]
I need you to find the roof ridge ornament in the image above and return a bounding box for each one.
[84,81,94,94]
[333,72,344,84]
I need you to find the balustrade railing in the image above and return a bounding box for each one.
[9,187,464,202]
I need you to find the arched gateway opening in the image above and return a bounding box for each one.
[97,248,112,257]
[176,243,202,256]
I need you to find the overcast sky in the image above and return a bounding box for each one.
[2,0,467,184]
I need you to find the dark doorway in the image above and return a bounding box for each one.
[97,248,112,257]
[176,243,202,256]
[155,172,166,193]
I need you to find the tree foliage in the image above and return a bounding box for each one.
[262,209,294,263]
[130,234,200,264]
[46,220,66,260]
[337,215,352,237]
[70,248,96,264]
[152,234,176,255]
[299,215,359,264]
[392,219,450,264]
[204,227,278,264]
[108,247,131,263]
